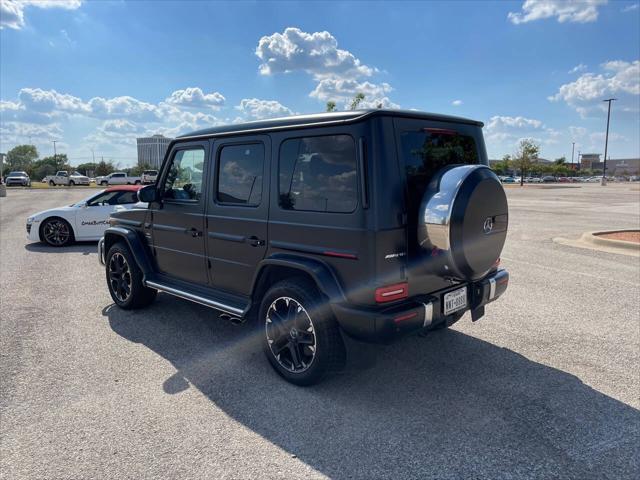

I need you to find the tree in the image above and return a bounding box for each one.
[326,101,337,112]
[5,145,38,173]
[512,139,540,186]
[491,155,511,175]
[40,154,70,172]
[130,162,153,176]
[350,93,365,110]
[76,162,98,176]
[95,159,116,176]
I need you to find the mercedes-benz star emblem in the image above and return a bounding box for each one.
[483,217,494,234]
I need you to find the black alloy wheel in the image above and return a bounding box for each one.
[41,218,73,247]
[265,297,317,373]
[108,252,132,303]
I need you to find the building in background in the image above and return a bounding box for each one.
[580,153,601,170]
[136,135,172,169]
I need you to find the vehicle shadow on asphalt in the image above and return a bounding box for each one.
[25,242,97,255]
[103,295,640,479]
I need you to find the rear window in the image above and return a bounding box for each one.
[400,128,479,211]
[143,170,157,175]
[278,135,357,213]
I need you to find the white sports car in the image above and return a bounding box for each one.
[26,185,146,247]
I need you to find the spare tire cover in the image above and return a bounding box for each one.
[418,165,508,281]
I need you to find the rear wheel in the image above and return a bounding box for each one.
[106,242,156,309]
[69,180,75,187]
[41,218,74,247]
[101,181,108,186]
[259,279,345,386]
[134,180,141,185]
[49,180,55,187]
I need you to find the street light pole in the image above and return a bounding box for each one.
[602,98,617,186]
[571,142,575,172]
[51,140,58,169]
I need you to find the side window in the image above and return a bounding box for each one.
[87,191,120,206]
[116,191,139,204]
[162,148,205,201]
[279,135,357,213]
[217,143,264,206]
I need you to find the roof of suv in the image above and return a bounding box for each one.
[178,109,484,140]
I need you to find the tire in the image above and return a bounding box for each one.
[134,180,141,185]
[105,242,157,310]
[49,181,55,187]
[40,217,74,247]
[259,279,346,386]
[69,180,75,187]
[101,181,108,186]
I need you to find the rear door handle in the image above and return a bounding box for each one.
[188,227,203,238]
[247,235,265,247]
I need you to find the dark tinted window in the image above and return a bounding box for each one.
[400,129,478,210]
[217,144,264,205]
[279,135,357,213]
[400,128,478,254]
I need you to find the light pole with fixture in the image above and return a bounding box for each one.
[601,98,617,186]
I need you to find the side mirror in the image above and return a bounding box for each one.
[138,184,159,203]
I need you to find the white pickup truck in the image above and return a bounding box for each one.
[46,171,90,186]
[95,172,142,186]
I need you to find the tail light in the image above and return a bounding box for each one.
[375,282,408,303]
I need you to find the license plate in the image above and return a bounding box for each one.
[443,287,467,315]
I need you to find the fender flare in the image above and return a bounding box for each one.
[103,226,153,276]
[251,253,346,304]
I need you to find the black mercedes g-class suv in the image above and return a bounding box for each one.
[99,109,509,385]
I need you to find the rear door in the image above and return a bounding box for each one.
[206,135,270,296]
[150,141,209,285]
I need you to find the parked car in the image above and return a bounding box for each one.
[142,170,158,184]
[5,171,31,187]
[529,177,542,183]
[95,172,142,186]
[99,109,510,385]
[26,185,146,247]
[501,176,516,183]
[47,170,90,186]
[542,176,556,183]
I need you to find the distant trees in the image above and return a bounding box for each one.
[95,160,116,176]
[325,101,337,112]
[511,139,541,185]
[3,145,38,176]
[325,92,385,112]
[350,93,365,110]
[129,162,153,176]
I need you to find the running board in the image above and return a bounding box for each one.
[144,279,245,317]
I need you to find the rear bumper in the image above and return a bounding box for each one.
[332,269,509,343]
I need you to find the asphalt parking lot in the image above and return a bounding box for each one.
[1,184,639,479]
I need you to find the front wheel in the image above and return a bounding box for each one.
[106,242,157,309]
[69,180,75,187]
[259,279,345,386]
[41,217,74,247]
[49,180,55,187]
[101,181,108,186]
[134,180,141,185]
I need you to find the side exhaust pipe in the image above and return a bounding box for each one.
[219,313,245,325]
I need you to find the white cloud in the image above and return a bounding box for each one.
[569,63,587,74]
[0,0,82,30]
[0,121,63,152]
[235,98,293,120]
[309,78,398,108]
[486,116,544,131]
[452,99,463,106]
[549,60,640,114]
[569,126,587,138]
[164,87,225,110]
[621,3,639,12]
[256,27,374,80]
[102,119,145,135]
[508,0,607,24]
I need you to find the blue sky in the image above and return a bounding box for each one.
[1,0,639,166]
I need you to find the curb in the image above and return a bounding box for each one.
[582,230,640,252]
